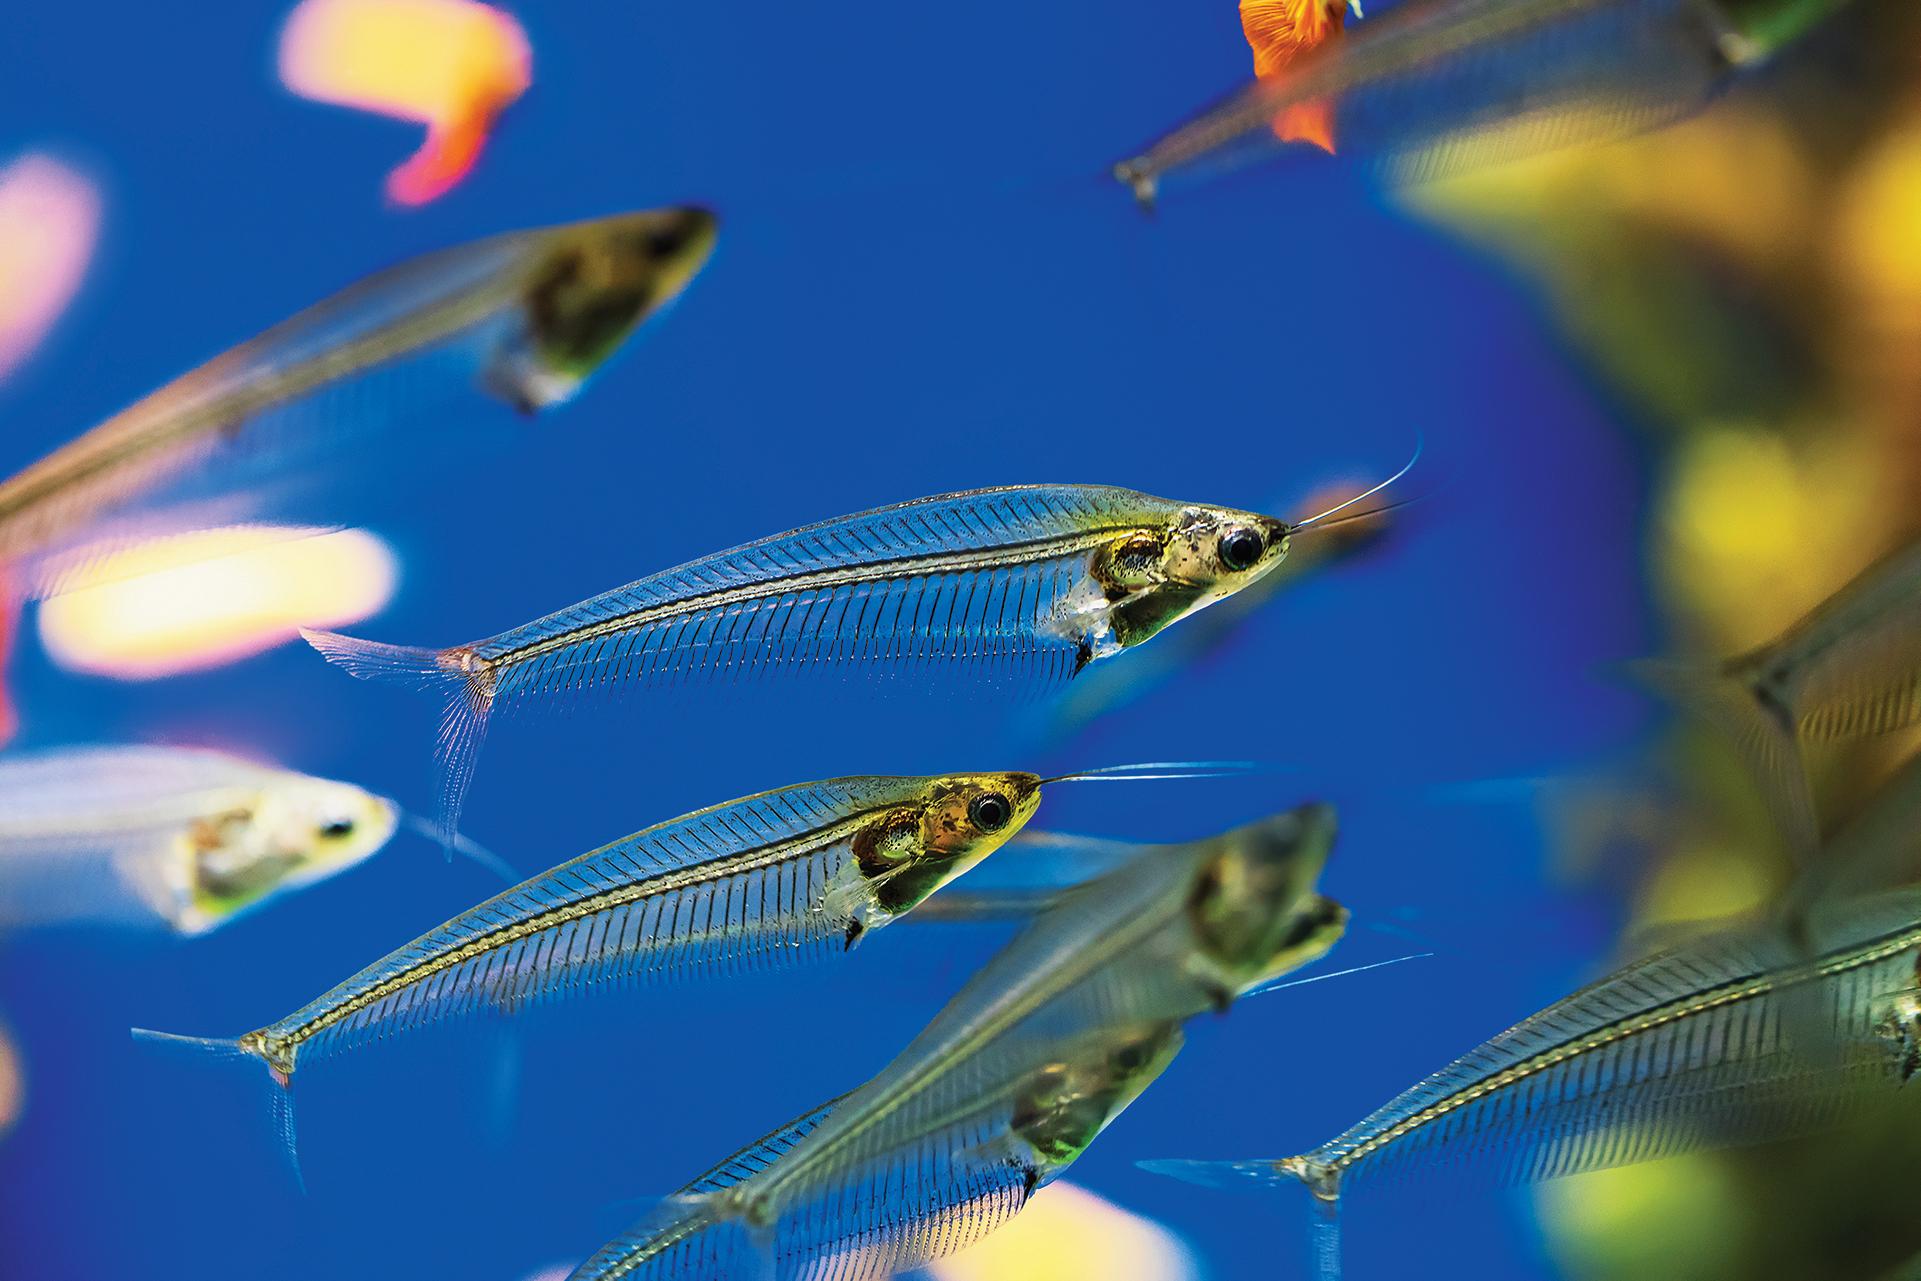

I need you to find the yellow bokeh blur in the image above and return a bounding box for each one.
[929,1182,1203,1281]
[38,526,397,679]
[0,152,100,383]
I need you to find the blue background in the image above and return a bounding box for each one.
[0,3,1658,1278]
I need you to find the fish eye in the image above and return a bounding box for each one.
[318,818,356,840]
[969,793,1013,833]
[647,227,687,257]
[1218,528,1265,572]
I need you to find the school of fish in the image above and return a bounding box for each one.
[0,1,1909,1279]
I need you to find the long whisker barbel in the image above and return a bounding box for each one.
[1040,760,1272,784]
[1287,435,1425,534]
[1250,950,1435,997]
[397,808,520,883]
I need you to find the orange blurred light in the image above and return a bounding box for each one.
[0,1021,22,1138]
[929,1182,1203,1281]
[278,0,531,206]
[38,526,398,679]
[1242,0,1348,154]
[0,153,100,382]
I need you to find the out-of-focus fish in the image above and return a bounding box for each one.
[1637,535,1921,854]
[131,771,1044,1168]
[567,805,1348,1281]
[1114,0,1850,206]
[1143,887,1921,1280]
[0,745,398,936]
[1242,0,1355,153]
[303,464,1410,839]
[0,207,718,590]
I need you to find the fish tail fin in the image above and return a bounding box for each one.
[130,1027,306,1191]
[1626,657,1817,854]
[300,628,494,851]
[1274,100,1337,154]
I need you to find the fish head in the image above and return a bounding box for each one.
[174,778,399,935]
[1094,504,1291,648]
[852,771,1043,917]
[490,205,720,412]
[1185,802,1346,989]
[1013,1020,1186,1172]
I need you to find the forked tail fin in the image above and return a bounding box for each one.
[130,1027,305,1191]
[300,628,493,850]
[1627,657,1817,856]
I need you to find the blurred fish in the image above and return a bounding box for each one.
[1242,0,1355,153]
[130,771,1045,1170]
[1636,535,1921,854]
[1114,0,1850,207]
[304,463,1411,838]
[567,805,1348,1281]
[0,745,399,936]
[0,207,719,593]
[1143,886,1921,1280]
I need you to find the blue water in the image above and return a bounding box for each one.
[0,3,1657,1278]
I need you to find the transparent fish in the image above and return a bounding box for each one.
[568,804,1349,1281]
[303,468,1408,839]
[131,771,1044,1164]
[0,206,718,592]
[1142,888,1921,1280]
[1637,536,1921,853]
[0,745,398,936]
[1113,0,1847,206]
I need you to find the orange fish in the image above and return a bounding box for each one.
[1240,0,1349,153]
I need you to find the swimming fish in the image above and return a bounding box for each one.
[566,804,1348,1281]
[1142,886,1921,1280]
[303,467,1408,838]
[131,771,1043,1167]
[0,745,398,936]
[0,206,718,591]
[1242,0,1354,153]
[1114,0,1850,206]
[1636,535,1921,855]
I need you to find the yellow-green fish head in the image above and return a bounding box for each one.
[1186,802,1345,990]
[1013,1021,1186,1174]
[852,771,1043,917]
[175,779,399,935]
[1094,505,1291,649]
[497,206,719,411]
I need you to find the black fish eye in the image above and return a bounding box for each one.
[1218,528,1265,571]
[969,793,1012,832]
[318,818,356,839]
[647,228,687,257]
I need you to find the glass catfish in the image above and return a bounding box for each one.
[0,206,718,591]
[132,771,1044,1166]
[0,745,397,936]
[1144,887,1921,1280]
[566,804,1348,1281]
[304,473,1401,837]
[1113,0,1852,206]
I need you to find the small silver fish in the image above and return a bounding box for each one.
[0,207,718,592]
[1113,0,1845,206]
[568,804,1348,1281]
[1638,536,1921,854]
[0,745,398,936]
[1143,887,1921,1280]
[303,466,1408,839]
[131,771,1045,1174]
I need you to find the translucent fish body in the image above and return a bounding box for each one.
[1115,0,1798,203]
[1149,888,1921,1207]
[571,806,1348,1281]
[0,745,396,935]
[0,207,717,584]
[306,485,1291,835]
[210,773,1041,1083]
